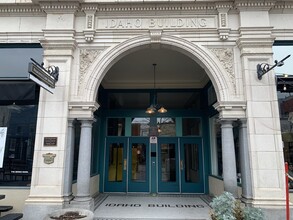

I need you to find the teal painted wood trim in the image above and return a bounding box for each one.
[125,117,132,136]
[176,117,182,136]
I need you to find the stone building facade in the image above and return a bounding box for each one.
[0,0,292,219]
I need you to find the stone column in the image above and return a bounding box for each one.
[63,119,75,203]
[221,119,238,197]
[239,119,253,203]
[72,119,94,210]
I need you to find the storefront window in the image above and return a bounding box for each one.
[0,103,38,186]
[273,43,293,189]
[0,45,41,187]
[279,92,293,189]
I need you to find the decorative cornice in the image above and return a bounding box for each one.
[234,0,276,10]
[81,3,217,13]
[1,1,293,15]
[40,2,80,13]
[0,5,44,14]
[273,1,293,9]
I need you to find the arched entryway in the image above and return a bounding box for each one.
[96,47,211,194]
[78,34,236,194]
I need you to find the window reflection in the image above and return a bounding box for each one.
[160,143,176,182]
[107,118,125,136]
[279,92,293,189]
[108,143,123,182]
[131,118,150,136]
[131,143,146,182]
[0,104,38,186]
[184,143,199,183]
[157,118,176,137]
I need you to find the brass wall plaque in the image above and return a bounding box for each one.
[44,137,57,146]
[42,153,56,165]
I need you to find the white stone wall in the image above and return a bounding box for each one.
[0,0,292,219]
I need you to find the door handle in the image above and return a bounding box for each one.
[180,160,184,170]
[124,159,127,170]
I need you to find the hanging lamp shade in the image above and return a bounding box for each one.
[146,64,167,114]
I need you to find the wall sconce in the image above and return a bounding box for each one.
[257,55,291,80]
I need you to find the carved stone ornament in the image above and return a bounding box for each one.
[83,30,95,42]
[150,30,162,43]
[79,49,101,91]
[217,12,230,40]
[209,48,235,92]
[42,153,56,165]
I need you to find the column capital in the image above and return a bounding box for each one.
[78,118,96,127]
[238,118,247,128]
[68,101,99,119]
[213,101,246,119]
[68,118,76,128]
[219,119,236,128]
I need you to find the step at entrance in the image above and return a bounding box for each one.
[94,194,211,220]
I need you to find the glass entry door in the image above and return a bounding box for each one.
[104,137,127,192]
[104,137,150,192]
[180,138,204,193]
[158,138,180,192]
[157,137,204,193]
[104,137,204,193]
[128,137,149,192]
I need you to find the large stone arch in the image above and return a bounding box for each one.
[81,33,234,103]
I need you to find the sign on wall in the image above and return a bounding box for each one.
[0,127,7,168]
[97,16,217,30]
[28,58,59,94]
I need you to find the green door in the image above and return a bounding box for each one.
[128,137,150,192]
[158,137,180,193]
[104,137,127,192]
[180,137,204,193]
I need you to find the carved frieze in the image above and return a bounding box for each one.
[209,48,236,92]
[79,49,101,91]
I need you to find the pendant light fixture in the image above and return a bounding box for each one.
[145,64,167,114]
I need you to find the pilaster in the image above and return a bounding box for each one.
[236,7,286,209]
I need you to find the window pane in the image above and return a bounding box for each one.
[184,143,199,183]
[107,118,125,136]
[157,118,176,136]
[131,143,146,182]
[131,118,150,136]
[160,143,176,182]
[0,104,38,186]
[182,118,201,136]
[108,143,123,182]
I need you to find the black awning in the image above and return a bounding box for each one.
[0,81,36,101]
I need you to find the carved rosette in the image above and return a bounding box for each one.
[209,48,236,93]
[79,49,101,92]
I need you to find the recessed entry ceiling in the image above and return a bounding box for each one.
[101,48,209,90]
